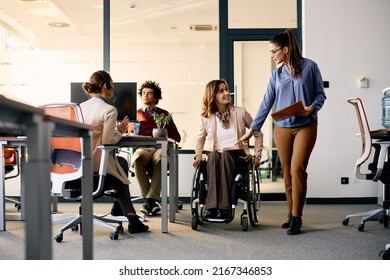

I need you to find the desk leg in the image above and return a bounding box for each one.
[25,116,52,259]
[20,146,26,221]
[160,141,168,233]
[169,143,178,222]
[81,132,93,260]
[0,144,5,231]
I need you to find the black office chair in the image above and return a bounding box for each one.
[342,97,390,233]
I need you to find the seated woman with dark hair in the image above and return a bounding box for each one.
[80,70,149,234]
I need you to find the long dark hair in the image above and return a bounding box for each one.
[271,29,303,78]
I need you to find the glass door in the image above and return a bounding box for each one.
[233,41,283,190]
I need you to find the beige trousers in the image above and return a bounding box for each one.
[131,148,162,201]
[274,122,318,217]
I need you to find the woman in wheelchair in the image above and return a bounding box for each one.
[193,79,263,222]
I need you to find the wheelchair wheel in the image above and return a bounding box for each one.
[191,215,198,230]
[191,164,206,229]
[241,215,249,231]
[248,164,260,227]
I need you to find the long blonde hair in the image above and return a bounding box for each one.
[201,79,230,118]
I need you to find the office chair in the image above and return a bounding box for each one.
[342,97,390,232]
[3,147,21,211]
[41,103,127,242]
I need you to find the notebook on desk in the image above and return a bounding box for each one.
[271,101,304,121]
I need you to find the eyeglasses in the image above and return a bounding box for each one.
[269,48,282,55]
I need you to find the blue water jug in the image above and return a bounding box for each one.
[382,87,390,128]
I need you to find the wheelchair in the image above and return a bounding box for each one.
[191,155,261,231]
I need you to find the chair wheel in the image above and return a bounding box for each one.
[116,225,124,233]
[357,224,364,231]
[54,234,63,243]
[191,215,198,230]
[178,201,183,210]
[379,250,389,260]
[109,232,119,240]
[342,218,349,226]
[383,217,389,227]
[241,216,248,231]
[71,225,79,231]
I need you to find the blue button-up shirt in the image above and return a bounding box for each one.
[251,58,326,130]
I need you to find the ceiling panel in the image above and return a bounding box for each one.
[0,0,296,50]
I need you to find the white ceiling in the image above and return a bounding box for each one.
[0,0,296,50]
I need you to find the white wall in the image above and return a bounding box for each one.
[303,0,390,198]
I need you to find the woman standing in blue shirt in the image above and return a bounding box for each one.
[237,29,326,235]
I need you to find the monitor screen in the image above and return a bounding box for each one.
[71,82,137,121]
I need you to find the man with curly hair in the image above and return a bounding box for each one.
[131,80,181,216]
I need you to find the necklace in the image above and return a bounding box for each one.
[215,109,230,129]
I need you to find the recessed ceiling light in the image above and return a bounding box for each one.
[48,22,69,28]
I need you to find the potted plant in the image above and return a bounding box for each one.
[152,111,172,137]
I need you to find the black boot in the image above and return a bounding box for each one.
[110,200,124,216]
[128,215,149,234]
[287,216,302,235]
[282,213,292,228]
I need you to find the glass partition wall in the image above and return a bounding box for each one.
[226,0,299,189]
[0,0,299,155]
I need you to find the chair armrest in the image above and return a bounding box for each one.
[372,142,390,182]
[93,144,121,197]
[96,144,120,175]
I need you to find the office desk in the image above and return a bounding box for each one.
[0,137,27,222]
[99,135,179,233]
[371,128,390,139]
[370,129,390,182]
[0,95,93,260]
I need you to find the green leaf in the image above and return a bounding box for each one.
[152,111,173,128]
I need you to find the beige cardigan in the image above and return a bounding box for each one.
[80,97,130,185]
[194,105,263,158]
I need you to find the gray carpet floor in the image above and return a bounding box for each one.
[0,201,389,260]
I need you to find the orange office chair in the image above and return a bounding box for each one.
[3,147,21,211]
[342,97,390,232]
[41,103,127,242]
